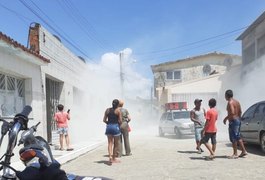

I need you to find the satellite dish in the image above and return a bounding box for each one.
[203,64,211,75]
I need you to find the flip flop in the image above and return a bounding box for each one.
[205,155,214,160]
[111,159,121,163]
[239,152,248,158]
[227,155,238,159]
[66,148,74,151]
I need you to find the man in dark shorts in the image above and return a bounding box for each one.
[223,89,247,159]
[197,98,218,160]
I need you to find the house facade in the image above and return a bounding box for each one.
[28,23,87,143]
[237,11,265,75]
[0,22,89,145]
[0,31,50,137]
[151,52,241,110]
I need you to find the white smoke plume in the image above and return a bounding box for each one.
[69,48,154,144]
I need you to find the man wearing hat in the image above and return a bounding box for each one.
[117,100,132,156]
[190,99,206,153]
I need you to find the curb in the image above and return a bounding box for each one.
[56,141,105,165]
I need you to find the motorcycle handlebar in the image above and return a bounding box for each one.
[16,105,32,118]
[14,105,32,130]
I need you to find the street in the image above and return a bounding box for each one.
[62,131,265,180]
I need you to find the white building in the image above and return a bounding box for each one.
[0,22,89,145]
[28,23,87,143]
[151,52,241,109]
[0,31,49,137]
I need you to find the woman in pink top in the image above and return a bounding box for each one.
[54,104,73,151]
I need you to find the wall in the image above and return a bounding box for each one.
[0,38,48,151]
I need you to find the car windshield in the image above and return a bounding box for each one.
[173,111,190,119]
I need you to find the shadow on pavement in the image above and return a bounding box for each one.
[177,150,198,154]
[94,160,112,166]
[244,143,265,156]
[158,135,194,140]
[225,142,265,156]
[190,155,228,161]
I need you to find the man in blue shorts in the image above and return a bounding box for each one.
[223,89,247,159]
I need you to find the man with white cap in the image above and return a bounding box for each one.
[190,99,206,153]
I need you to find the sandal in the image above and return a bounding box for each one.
[205,155,214,160]
[227,155,238,159]
[239,152,248,158]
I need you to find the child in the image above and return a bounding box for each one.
[197,98,218,160]
[54,104,73,151]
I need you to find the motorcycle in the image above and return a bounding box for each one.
[0,105,111,180]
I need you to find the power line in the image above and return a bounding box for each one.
[133,31,241,63]
[0,2,32,25]
[19,0,94,62]
[135,26,248,56]
[57,0,115,51]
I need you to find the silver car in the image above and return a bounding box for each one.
[241,101,265,153]
[158,110,194,138]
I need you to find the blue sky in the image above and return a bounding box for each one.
[0,0,265,79]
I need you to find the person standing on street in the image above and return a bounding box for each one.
[54,104,73,151]
[103,99,122,163]
[190,99,206,153]
[118,100,132,156]
[223,89,247,159]
[197,98,218,160]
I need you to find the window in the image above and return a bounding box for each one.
[254,103,265,116]
[173,111,190,119]
[0,74,4,90]
[242,103,257,120]
[174,71,181,79]
[166,113,173,121]
[0,73,25,116]
[166,71,181,80]
[166,72,173,79]
[243,43,255,65]
[160,113,167,121]
[258,34,265,58]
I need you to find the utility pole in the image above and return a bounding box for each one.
[119,52,124,98]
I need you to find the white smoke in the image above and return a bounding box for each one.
[69,48,153,144]
[217,56,265,141]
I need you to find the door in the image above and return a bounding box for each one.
[248,103,265,142]
[241,103,258,142]
[159,113,168,132]
[165,112,175,134]
[45,78,62,144]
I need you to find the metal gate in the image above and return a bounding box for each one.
[45,78,61,144]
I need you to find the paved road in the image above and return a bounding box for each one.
[62,133,265,180]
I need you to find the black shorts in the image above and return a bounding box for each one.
[200,132,217,144]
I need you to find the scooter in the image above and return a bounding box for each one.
[0,105,111,180]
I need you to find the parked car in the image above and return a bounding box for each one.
[158,110,194,138]
[240,101,265,153]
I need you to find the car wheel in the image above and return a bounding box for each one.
[260,132,265,153]
[159,127,164,137]
[174,127,181,138]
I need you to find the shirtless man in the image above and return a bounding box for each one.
[223,89,247,159]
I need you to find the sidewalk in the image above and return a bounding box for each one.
[10,139,105,171]
[52,139,105,165]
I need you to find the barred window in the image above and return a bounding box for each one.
[0,74,5,90]
[7,76,15,91]
[17,79,25,97]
